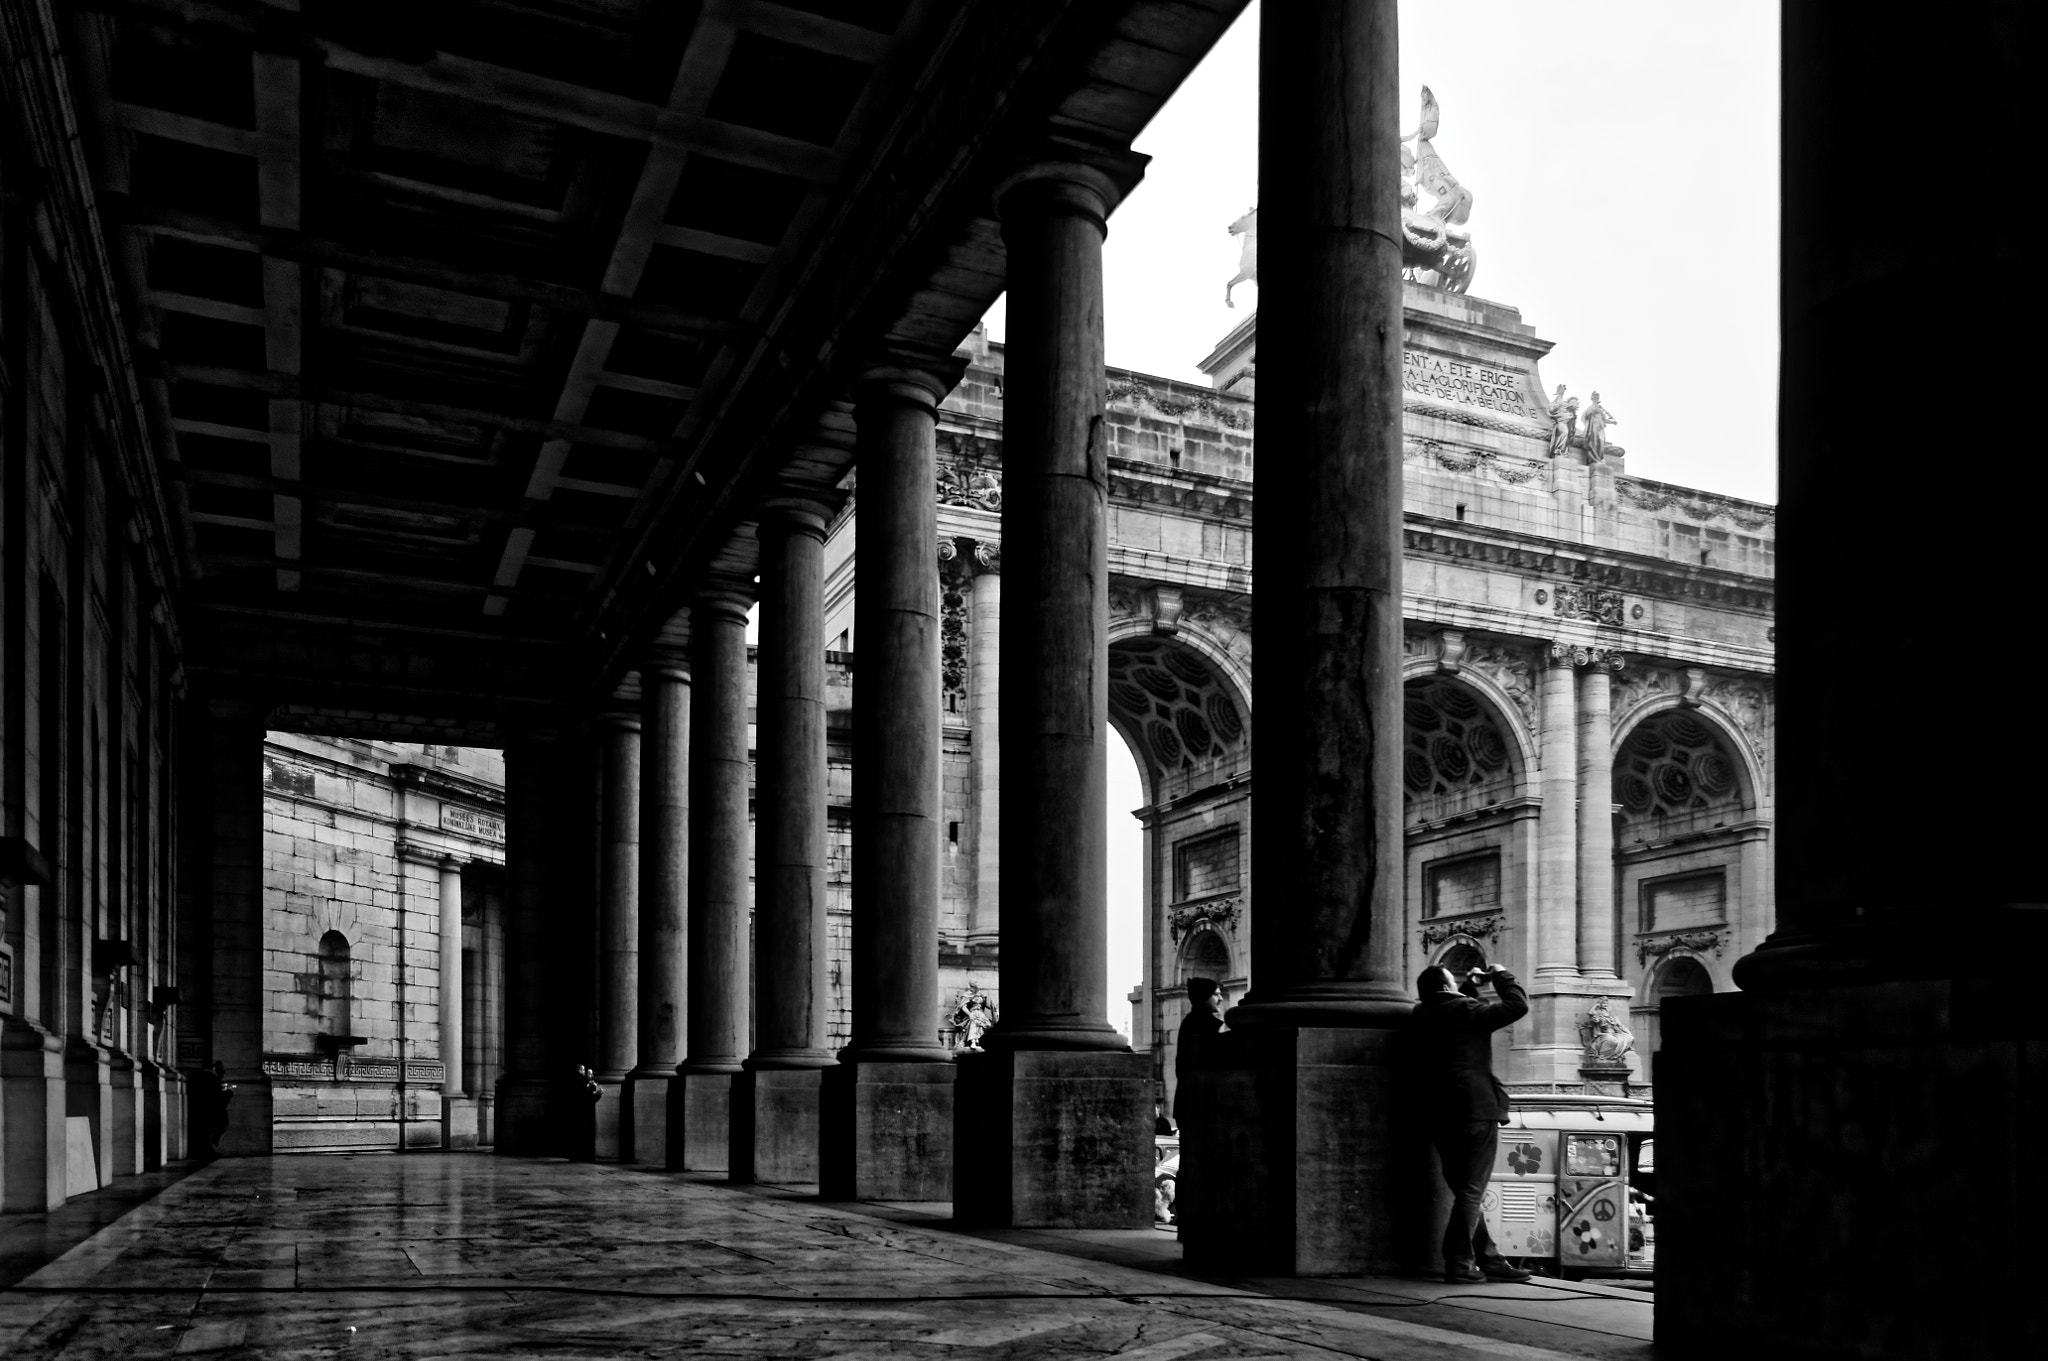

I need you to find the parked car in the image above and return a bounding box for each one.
[1155,1134,1180,1225]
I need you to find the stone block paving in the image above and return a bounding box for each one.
[0,1156,1651,1359]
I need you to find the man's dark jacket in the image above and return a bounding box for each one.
[1173,1008,1224,1122]
[1410,971,1529,1126]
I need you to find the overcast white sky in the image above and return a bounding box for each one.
[1097,0,1781,1032]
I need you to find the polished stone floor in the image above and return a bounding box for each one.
[0,1155,1655,1359]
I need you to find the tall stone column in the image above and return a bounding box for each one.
[671,586,751,1172]
[1536,647,1580,979]
[823,363,962,1202]
[591,707,641,1160]
[966,541,1001,951]
[1575,657,1619,979]
[627,635,689,1167]
[495,735,556,1155]
[205,706,272,1156]
[436,855,478,1149]
[1181,0,1429,1274]
[953,153,1151,1231]
[733,504,834,1184]
[1659,7,2040,1353]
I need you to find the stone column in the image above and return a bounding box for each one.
[1180,0,1429,1275]
[1657,7,2039,1354]
[733,504,834,1184]
[627,636,689,1167]
[966,541,1001,951]
[1575,657,1619,979]
[953,154,1151,1231]
[591,707,641,1160]
[495,737,552,1154]
[205,706,272,1156]
[1536,646,1580,979]
[823,364,962,1202]
[672,586,751,1172]
[436,856,478,1149]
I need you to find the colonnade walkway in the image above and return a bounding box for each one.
[0,1155,1654,1359]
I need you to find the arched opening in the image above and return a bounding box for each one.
[317,931,352,1040]
[1179,926,1233,986]
[1615,709,1748,841]
[1641,954,1713,1083]
[1403,675,1519,826]
[1435,940,1487,976]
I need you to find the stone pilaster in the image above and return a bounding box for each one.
[734,504,835,1185]
[591,706,640,1161]
[824,361,964,1202]
[672,586,751,1173]
[1536,645,1580,979]
[627,634,688,1167]
[954,154,1151,1231]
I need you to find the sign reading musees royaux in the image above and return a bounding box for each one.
[440,804,505,842]
[1402,348,1530,416]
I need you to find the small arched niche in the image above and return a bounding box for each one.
[1179,926,1233,987]
[317,930,352,1039]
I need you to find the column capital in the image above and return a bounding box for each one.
[937,535,961,568]
[971,538,1002,575]
[757,496,833,539]
[1546,639,1625,672]
[597,708,642,734]
[856,351,968,412]
[994,141,1147,227]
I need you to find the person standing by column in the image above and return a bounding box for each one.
[1412,962,1532,1284]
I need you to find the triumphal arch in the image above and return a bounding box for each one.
[823,278,1777,1119]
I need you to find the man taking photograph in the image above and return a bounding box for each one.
[1412,961,1533,1284]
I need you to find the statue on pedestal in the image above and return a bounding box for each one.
[1221,87,1478,303]
[1581,392,1621,463]
[1578,998,1636,1070]
[1548,386,1579,459]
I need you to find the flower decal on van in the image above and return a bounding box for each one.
[1506,1143,1544,1176]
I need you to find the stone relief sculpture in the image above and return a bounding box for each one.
[1222,87,1477,303]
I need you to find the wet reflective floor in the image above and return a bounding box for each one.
[0,1155,1654,1358]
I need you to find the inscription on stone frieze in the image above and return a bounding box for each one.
[441,805,504,842]
[1402,349,1529,414]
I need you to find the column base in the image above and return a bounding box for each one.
[590,1077,625,1161]
[1,1019,67,1211]
[820,1060,954,1201]
[670,1071,736,1172]
[494,1076,555,1156]
[623,1070,675,1166]
[1657,979,2040,1360]
[954,1047,1150,1228]
[441,1095,480,1150]
[731,1067,824,1184]
[1179,1026,1436,1276]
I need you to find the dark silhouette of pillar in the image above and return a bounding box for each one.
[822,362,963,1201]
[1658,6,2042,1357]
[671,586,751,1171]
[590,707,640,1159]
[954,152,1152,1229]
[732,504,834,1183]
[627,633,688,1166]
